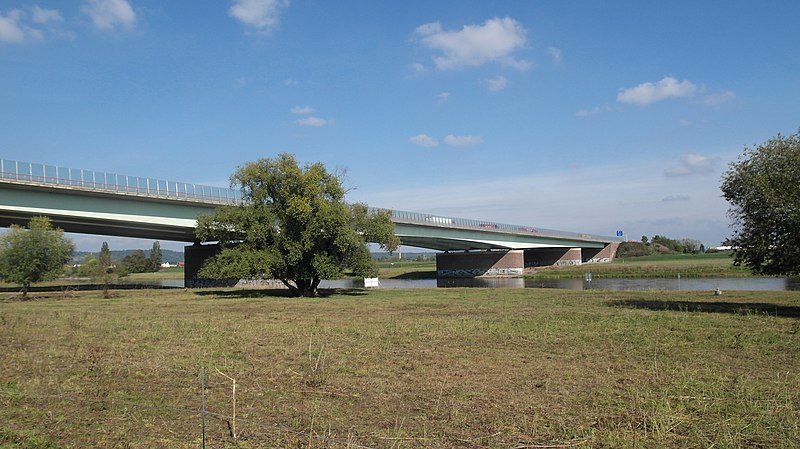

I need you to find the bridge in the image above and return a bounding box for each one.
[0,159,622,282]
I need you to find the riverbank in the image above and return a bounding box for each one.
[532,252,752,279]
[1,287,798,448]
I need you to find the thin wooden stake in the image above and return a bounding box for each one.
[216,368,238,440]
[201,367,206,449]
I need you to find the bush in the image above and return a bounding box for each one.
[616,242,652,258]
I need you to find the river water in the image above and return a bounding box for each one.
[320,277,800,291]
[148,277,800,291]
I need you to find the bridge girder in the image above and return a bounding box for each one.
[0,180,618,252]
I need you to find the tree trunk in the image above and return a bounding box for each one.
[297,278,319,297]
[280,278,300,296]
[282,278,320,297]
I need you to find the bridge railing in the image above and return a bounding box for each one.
[380,208,618,242]
[0,159,241,204]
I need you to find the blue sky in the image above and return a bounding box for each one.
[2,0,799,251]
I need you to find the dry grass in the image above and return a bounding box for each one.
[1,287,799,448]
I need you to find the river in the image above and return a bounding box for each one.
[149,277,800,291]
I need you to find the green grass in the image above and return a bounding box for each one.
[121,266,184,281]
[377,260,437,279]
[533,252,753,279]
[1,287,799,448]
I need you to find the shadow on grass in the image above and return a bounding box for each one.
[0,283,178,293]
[608,299,800,318]
[194,288,368,299]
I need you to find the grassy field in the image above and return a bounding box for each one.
[1,287,799,448]
[376,260,437,279]
[532,253,753,279]
[119,266,185,281]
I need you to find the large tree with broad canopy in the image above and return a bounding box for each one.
[721,129,800,275]
[195,153,399,297]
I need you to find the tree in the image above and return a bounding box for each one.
[99,241,112,268]
[196,153,399,297]
[0,216,74,297]
[120,250,149,274]
[677,238,702,254]
[148,241,162,272]
[721,129,800,275]
[83,241,118,298]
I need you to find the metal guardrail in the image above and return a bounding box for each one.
[0,159,240,204]
[385,208,619,242]
[0,158,620,243]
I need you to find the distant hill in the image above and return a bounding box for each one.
[74,249,184,264]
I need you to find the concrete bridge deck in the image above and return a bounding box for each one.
[0,159,623,280]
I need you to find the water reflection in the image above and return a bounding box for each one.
[141,277,800,291]
[322,277,800,291]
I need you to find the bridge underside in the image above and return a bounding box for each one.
[0,209,197,242]
[394,223,606,251]
[0,185,211,242]
[433,244,619,277]
[396,223,619,278]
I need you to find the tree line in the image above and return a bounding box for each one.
[617,235,706,258]
[74,241,163,273]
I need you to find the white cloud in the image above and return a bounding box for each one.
[411,62,426,73]
[617,76,698,105]
[229,0,288,34]
[291,105,314,114]
[82,0,136,31]
[0,10,28,43]
[547,46,562,64]
[283,78,298,86]
[486,75,507,91]
[444,134,483,147]
[575,104,617,117]
[414,17,531,70]
[702,91,736,106]
[31,6,63,24]
[0,6,67,43]
[664,153,718,177]
[436,92,450,103]
[409,134,439,147]
[296,116,330,127]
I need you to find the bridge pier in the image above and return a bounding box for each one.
[582,242,620,264]
[523,242,620,268]
[436,250,524,277]
[184,242,222,287]
[524,247,583,267]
